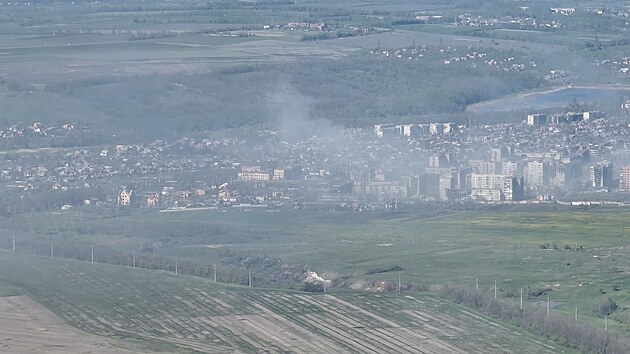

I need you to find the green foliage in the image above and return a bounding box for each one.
[594,297,618,317]
[441,284,630,353]
[301,281,324,292]
[365,265,402,275]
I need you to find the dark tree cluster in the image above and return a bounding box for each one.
[440,284,630,353]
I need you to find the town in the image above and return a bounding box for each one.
[2,106,630,215]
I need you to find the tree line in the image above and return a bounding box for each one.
[0,233,309,289]
[439,283,630,354]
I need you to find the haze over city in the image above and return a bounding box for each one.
[0,0,630,353]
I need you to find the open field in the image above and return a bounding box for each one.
[0,252,574,353]
[0,31,355,83]
[0,295,142,353]
[4,205,630,332]
[1,0,612,133]
[330,29,565,53]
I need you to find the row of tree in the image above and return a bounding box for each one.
[439,283,630,354]
[0,233,308,289]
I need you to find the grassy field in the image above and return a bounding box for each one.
[4,205,630,333]
[330,29,565,53]
[0,295,148,353]
[0,0,612,133]
[0,251,576,353]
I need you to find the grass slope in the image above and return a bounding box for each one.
[0,251,575,353]
[16,206,628,332]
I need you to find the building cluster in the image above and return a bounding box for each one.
[454,12,561,29]
[284,22,326,31]
[4,108,630,213]
[373,46,538,74]
[374,123,459,138]
[526,111,604,126]
[0,122,75,139]
[596,57,630,76]
[550,7,576,15]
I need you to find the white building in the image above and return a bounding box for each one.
[525,161,544,187]
[526,114,547,126]
[429,123,441,134]
[273,169,285,181]
[118,190,132,206]
[470,173,523,201]
[238,172,270,181]
[590,161,613,188]
[501,161,518,176]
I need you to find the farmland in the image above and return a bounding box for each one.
[3,205,630,333]
[0,251,573,353]
[1,0,630,351]
[2,0,623,136]
[0,296,142,353]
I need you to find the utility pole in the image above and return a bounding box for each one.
[50,239,54,258]
[175,258,178,275]
[12,235,15,253]
[605,316,608,331]
[248,270,252,288]
[494,280,497,299]
[547,297,550,317]
[91,243,94,263]
[476,278,479,290]
[213,264,217,282]
[132,251,136,268]
[398,272,401,294]
[520,288,523,310]
[575,306,578,321]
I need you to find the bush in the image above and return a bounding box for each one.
[439,284,630,353]
[594,297,618,317]
[302,282,324,293]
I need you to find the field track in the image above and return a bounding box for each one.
[0,296,138,353]
[0,253,569,353]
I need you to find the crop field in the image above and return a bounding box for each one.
[5,206,630,332]
[329,29,565,53]
[0,295,141,353]
[0,30,355,83]
[0,252,573,353]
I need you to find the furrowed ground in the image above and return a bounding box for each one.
[0,296,145,353]
[0,252,573,353]
[5,206,630,332]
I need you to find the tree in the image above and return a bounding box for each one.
[594,297,617,317]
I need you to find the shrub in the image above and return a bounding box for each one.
[594,297,618,317]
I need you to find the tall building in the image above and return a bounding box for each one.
[501,161,518,176]
[550,164,567,188]
[620,166,630,191]
[525,161,544,187]
[429,123,441,134]
[527,114,547,126]
[438,174,453,201]
[590,161,613,188]
[470,160,497,174]
[373,124,397,138]
[470,174,523,201]
[490,148,502,162]
[428,155,441,168]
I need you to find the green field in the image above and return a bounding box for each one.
[0,251,577,353]
[3,205,630,333]
[1,0,624,137]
